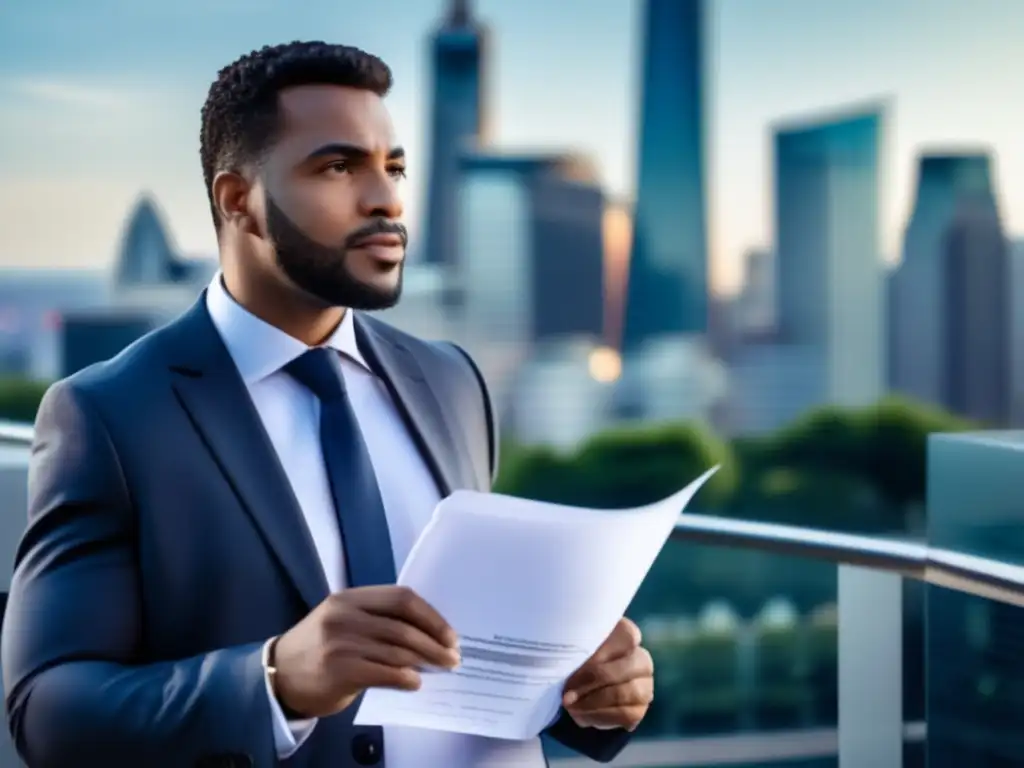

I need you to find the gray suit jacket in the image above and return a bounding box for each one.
[1,296,632,767]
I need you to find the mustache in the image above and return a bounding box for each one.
[344,219,408,249]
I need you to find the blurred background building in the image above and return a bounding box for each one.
[1,0,1024,764]
[888,153,1012,425]
[2,0,1019,441]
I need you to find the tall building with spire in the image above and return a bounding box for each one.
[612,0,726,426]
[621,0,709,352]
[421,0,489,270]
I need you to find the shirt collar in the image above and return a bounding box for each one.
[205,272,370,385]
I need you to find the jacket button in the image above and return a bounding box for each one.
[351,732,382,765]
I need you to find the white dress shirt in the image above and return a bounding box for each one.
[206,277,548,767]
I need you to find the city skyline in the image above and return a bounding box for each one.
[1,0,1022,293]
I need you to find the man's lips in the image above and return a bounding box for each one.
[351,233,404,248]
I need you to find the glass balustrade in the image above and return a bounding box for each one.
[0,425,1020,768]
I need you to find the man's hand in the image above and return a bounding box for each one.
[562,618,653,732]
[271,586,461,718]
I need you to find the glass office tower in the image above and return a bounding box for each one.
[421,0,489,270]
[773,105,885,408]
[621,0,709,351]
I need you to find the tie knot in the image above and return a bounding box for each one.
[285,348,347,402]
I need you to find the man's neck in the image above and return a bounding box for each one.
[220,263,346,347]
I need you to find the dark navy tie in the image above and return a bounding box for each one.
[285,347,397,587]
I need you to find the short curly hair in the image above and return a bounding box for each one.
[200,40,393,229]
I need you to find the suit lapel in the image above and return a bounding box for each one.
[165,297,330,610]
[354,314,471,495]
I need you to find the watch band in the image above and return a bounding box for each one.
[262,636,305,719]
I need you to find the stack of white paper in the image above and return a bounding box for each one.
[354,466,719,740]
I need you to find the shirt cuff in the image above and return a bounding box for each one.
[263,638,318,758]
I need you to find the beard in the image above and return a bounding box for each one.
[264,192,407,310]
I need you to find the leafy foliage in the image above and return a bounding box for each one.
[496,421,737,510]
[766,396,974,511]
[0,377,49,423]
[0,373,974,533]
[497,396,975,533]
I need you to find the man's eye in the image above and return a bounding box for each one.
[325,161,350,174]
[388,166,407,179]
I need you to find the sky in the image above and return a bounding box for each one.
[0,0,1021,292]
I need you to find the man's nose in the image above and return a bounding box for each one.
[359,174,403,220]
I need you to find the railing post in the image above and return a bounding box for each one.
[838,565,903,767]
[0,447,29,767]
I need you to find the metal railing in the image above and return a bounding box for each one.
[0,421,33,446]
[9,416,1014,607]
[4,418,1019,608]
[672,511,1024,609]
[1,420,1018,766]
[549,723,928,768]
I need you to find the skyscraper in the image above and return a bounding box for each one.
[621,0,708,351]
[1011,240,1024,425]
[457,152,605,347]
[421,0,489,270]
[455,152,607,426]
[773,103,885,407]
[889,152,1009,423]
[734,248,776,335]
[943,198,1010,424]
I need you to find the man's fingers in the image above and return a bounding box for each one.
[346,659,422,692]
[564,646,653,701]
[381,587,459,648]
[348,586,459,648]
[329,614,458,671]
[569,704,649,731]
[366,613,461,669]
[590,618,642,664]
[352,635,452,671]
[566,674,653,713]
[620,618,642,645]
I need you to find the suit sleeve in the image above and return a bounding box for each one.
[1,380,276,768]
[445,343,634,764]
[444,342,499,484]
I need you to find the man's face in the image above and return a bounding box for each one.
[254,85,408,310]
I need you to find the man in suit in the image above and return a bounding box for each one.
[2,42,654,767]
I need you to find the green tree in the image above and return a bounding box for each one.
[767,396,973,511]
[571,421,736,509]
[492,442,584,504]
[0,377,49,423]
[495,421,736,511]
[854,396,973,509]
[746,465,886,531]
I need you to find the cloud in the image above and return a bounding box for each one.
[0,77,133,110]
[0,74,196,183]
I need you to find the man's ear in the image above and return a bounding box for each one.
[211,170,261,236]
